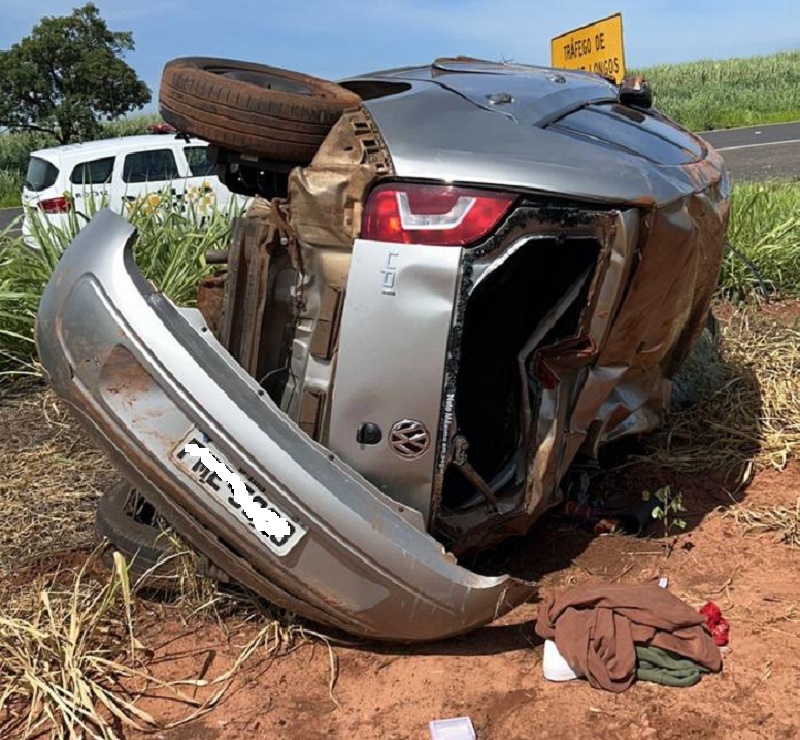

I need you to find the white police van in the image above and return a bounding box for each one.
[22,129,241,245]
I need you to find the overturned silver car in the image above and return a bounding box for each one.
[36,57,730,641]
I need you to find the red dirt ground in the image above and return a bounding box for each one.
[103,460,800,740]
[4,302,800,739]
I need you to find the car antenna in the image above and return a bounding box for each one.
[175,131,192,142]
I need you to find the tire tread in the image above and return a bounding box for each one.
[159,57,361,164]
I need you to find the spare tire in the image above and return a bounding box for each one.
[159,57,361,165]
[95,480,177,589]
[95,480,228,590]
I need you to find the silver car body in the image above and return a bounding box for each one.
[36,59,729,640]
[36,210,533,640]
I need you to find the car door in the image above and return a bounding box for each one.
[114,146,184,218]
[68,155,115,223]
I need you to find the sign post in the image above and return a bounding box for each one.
[550,12,626,84]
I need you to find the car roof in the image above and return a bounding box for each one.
[31,134,206,163]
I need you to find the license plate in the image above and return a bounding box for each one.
[172,428,306,557]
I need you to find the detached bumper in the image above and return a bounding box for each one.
[35,210,534,641]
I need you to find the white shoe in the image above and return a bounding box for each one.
[542,639,582,682]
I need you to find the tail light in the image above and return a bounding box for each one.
[361,183,515,246]
[38,196,71,214]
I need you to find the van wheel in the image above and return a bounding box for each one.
[159,57,362,165]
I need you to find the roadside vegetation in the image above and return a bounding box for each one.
[723,180,800,301]
[0,170,21,208]
[0,194,237,382]
[636,50,800,131]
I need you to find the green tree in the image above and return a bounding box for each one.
[0,3,151,144]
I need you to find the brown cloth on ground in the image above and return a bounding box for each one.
[535,584,722,692]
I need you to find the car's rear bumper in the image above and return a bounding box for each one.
[35,209,534,641]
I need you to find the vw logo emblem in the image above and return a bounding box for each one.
[389,420,431,459]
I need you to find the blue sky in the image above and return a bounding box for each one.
[2,0,799,112]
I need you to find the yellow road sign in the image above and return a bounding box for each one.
[551,12,626,84]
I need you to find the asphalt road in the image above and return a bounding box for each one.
[0,123,797,236]
[700,122,800,182]
[699,122,800,149]
[0,206,22,237]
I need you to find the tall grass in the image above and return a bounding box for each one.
[0,170,22,208]
[0,130,59,174]
[636,50,800,131]
[0,194,239,383]
[722,180,800,301]
[100,113,161,138]
[0,129,57,207]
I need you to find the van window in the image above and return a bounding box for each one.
[122,149,180,183]
[70,157,114,185]
[184,146,215,177]
[25,157,59,192]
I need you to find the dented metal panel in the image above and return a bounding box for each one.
[349,61,726,207]
[328,240,462,523]
[288,108,393,249]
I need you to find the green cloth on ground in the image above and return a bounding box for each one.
[636,645,710,687]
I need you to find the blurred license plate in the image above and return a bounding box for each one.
[172,428,305,557]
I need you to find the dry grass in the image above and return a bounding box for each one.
[147,528,224,618]
[640,307,800,480]
[0,383,329,737]
[0,549,315,739]
[1,551,157,739]
[0,385,115,574]
[725,499,800,548]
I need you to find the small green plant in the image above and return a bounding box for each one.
[644,486,687,556]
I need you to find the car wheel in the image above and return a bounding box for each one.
[95,480,184,590]
[159,57,362,165]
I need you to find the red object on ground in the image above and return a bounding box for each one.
[700,602,730,647]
